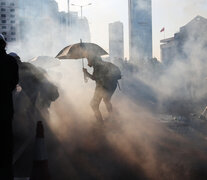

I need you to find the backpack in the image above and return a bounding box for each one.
[105,62,122,81]
[100,62,121,90]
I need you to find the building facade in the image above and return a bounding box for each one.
[59,11,90,44]
[9,0,91,58]
[109,21,124,60]
[128,0,152,64]
[160,16,207,66]
[0,0,18,42]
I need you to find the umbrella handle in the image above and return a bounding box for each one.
[82,58,84,68]
[82,58,88,83]
[84,73,88,83]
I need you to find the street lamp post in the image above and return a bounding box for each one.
[67,0,70,26]
[71,3,92,19]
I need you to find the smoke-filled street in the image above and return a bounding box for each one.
[13,89,207,180]
[12,61,207,180]
[1,0,207,180]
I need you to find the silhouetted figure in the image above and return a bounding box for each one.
[0,35,18,180]
[83,55,121,123]
[10,53,59,122]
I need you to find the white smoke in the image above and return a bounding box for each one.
[10,1,207,179]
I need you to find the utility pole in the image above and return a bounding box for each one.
[67,0,70,26]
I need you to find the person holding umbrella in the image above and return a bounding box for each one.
[83,54,121,124]
[56,41,121,124]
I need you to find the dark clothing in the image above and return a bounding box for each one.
[92,60,118,91]
[17,62,59,109]
[89,60,119,122]
[0,50,18,180]
[18,62,46,107]
[14,62,59,128]
[0,50,19,114]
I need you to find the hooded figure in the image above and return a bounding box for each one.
[0,34,19,180]
[83,55,121,123]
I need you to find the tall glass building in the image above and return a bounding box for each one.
[129,0,152,64]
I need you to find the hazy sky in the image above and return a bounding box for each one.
[56,0,207,60]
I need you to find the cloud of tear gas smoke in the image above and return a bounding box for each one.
[40,49,207,179]
[47,77,207,179]
[118,14,207,116]
[7,0,90,60]
[11,1,207,179]
[152,17,207,115]
[15,34,207,180]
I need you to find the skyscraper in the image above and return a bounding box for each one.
[129,0,152,64]
[109,21,124,60]
[0,0,18,42]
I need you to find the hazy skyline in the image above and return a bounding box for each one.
[56,0,207,60]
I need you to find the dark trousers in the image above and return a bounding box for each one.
[90,84,117,122]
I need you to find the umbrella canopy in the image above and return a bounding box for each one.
[29,56,61,68]
[56,42,108,60]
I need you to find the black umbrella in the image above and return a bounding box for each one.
[56,42,108,60]
[56,41,108,82]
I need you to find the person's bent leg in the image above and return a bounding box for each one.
[103,96,113,113]
[103,86,117,113]
[103,84,117,121]
[90,86,103,123]
[90,99,103,123]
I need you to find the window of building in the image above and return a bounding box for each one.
[10,20,15,24]
[1,8,6,12]
[10,3,15,6]
[11,38,16,41]
[1,2,6,6]
[2,20,6,23]
[2,26,6,29]
[11,32,15,35]
[10,9,15,12]
[10,14,15,18]
[2,32,7,35]
[1,14,6,18]
[11,26,15,30]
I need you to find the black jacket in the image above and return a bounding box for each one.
[0,50,19,118]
